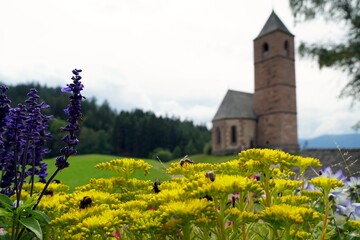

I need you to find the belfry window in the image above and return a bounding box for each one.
[262,42,269,58]
[284,40,289,56]
[231,126,237,144]
[216,127,221,145]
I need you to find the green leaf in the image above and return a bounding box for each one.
[19,217,42,240]
[0,194,14,210]
[27,209,51,223]
[0,208,12,218]
[16,198,36,214]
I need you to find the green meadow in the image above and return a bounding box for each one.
[44,154,238,191]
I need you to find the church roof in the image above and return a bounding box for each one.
[212,90,256,121]
[256,10,293,39]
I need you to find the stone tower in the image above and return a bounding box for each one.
[253,11,299,152]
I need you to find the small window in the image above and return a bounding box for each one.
[216,127,221,145]
[231,126,237,144]
[262,42,269,57]
[284,40,289,56]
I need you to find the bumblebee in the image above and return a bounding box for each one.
[201,195,213,201]
[43,189,54,196]
[153,179,161,193]
[205,171,216,182]
[179,155,194,166]
[79,196,92,209]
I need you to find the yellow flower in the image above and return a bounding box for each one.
[95,158,152,179]
[278,195,311,206]
[270,179,302,193]
[76,177,151,198]
[63,189,121,210]
[152,188,186,205]
[292,230,312,239]
[348,220,360,231]
[184,174,262,200]
[119,200,149,211]
[300,189,323,200]
[308,177,344,192]
[216,159,247,175]
[22,182,70,195]
[226,208,258,224]
[37,193,69,218]
[51,204,130,239]
[294,156,321,175]
[128,210,162,234]
[159,198,214,223]
[166,162,215,178]
[259,204,321,226]
[238,148,297,175]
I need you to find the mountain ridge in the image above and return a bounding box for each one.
[299,133,360,150]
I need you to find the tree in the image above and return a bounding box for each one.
[289,0,360,103]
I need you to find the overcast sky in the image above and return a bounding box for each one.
[0,0,358,139]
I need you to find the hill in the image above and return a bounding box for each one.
[299,133,360,149]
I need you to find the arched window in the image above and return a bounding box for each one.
[262,42,269,58]
[216,127,221,145]
[231,126,237,144]
[284,40,289,56]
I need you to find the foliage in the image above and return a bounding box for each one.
[18,149,360,239]
[290,0,360,104]
[149,148,173,162]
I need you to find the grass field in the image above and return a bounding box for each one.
[44,154,238,191]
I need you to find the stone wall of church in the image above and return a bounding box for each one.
[212,119,256,155]
[256,112,299,152]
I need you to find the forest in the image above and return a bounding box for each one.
[1,82,211,161]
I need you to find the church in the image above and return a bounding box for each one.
[212,11,299,155]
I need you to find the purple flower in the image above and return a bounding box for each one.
[55,69,84,170]
[0,88,53,196]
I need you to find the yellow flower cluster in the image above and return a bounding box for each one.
[22,182,70,195]
[308,176,344,192]
[259,204,321,226]
[159,198,213,222]
[39,149,350,239]
[294,156,321,174]
[347,220,360,231]
[226,208,258,224]
[277,195,312,206]
[184,173,262,199]
[239,148,297,174]
[95,158,152,179]
[270,179,303,195]
[166,162,215,177]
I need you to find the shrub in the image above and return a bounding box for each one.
[149,147,173,162]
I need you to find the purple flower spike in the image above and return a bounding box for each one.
[56,69,84,169]
[0,86,53,196]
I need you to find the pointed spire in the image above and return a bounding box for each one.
[256,11,293,39]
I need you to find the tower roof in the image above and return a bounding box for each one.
[256,11,293,39]
[212,90,256,121]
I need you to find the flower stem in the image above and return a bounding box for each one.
[33,167,61,210]
[321,189,330,240]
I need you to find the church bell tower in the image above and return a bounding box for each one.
[253,11,299,152]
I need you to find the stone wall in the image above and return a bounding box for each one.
[300,149,360,178]
[212,119,256,155]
